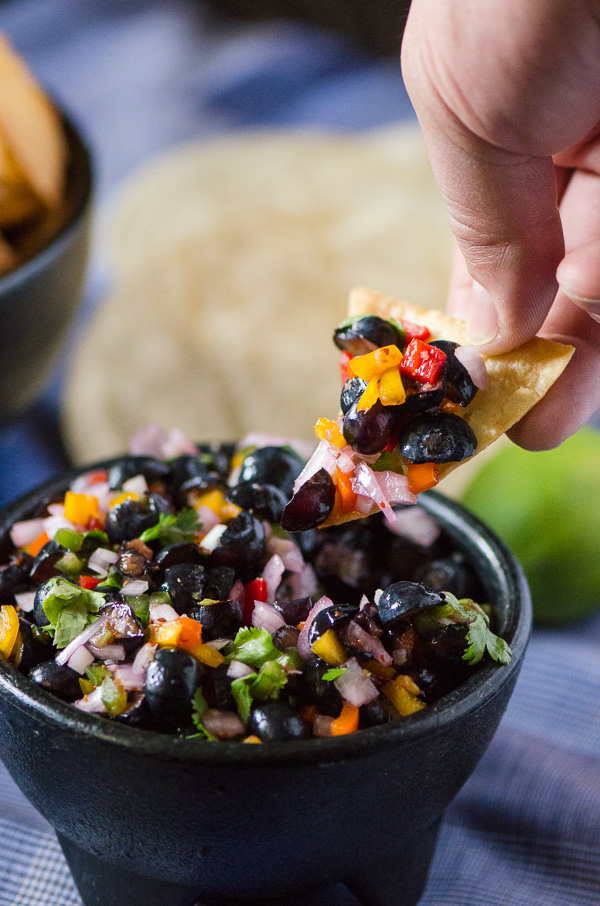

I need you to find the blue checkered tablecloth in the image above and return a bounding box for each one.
[1,2,599,904]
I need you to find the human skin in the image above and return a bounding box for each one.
[401,0,600,449]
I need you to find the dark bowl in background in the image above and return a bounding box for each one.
[0,111,93,422]
[207,0,412,56]
[0,459,531,906]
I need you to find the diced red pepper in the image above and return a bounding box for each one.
[79,575,101,590]
[340,350,353,384]
[400,339,446,384]
[399,319,431,343]
[243,577,268,623]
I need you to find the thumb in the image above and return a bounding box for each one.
[439,145,565,354]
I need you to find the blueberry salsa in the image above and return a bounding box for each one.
[0,441,510,743]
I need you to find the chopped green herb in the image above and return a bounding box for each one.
[226,627,281,669]
[189,689,216,740]
[230,659,288,723]
[42,577,104,649]
[445,594,512,666]
[139,509,202,546]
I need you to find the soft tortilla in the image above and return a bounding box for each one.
[319,286,574,526]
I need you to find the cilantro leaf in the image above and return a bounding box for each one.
[442,594,512,666]
[42,577,104,649]
[139,509,202,546]
[226,627,281,668]
[230,660,288,723]
[189,689,216,740]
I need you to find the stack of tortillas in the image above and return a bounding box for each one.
[63,125,458,465]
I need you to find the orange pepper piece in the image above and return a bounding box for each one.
[25,530,49,557]
[330,701,360,736]
[335,466,357,513]
[407,462,440,495]
[176,616,204,649]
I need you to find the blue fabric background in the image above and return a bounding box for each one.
[0,3,599,905]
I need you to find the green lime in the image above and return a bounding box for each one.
[461,426,600,624]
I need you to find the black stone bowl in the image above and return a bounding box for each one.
[0,460,531,906]
[0,109,93,421]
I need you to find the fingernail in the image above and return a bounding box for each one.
[468,282,499,345]
[558,283,600,323]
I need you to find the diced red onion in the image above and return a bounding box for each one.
[43,514,77,539]
[46,503,65,517]
[87,642,126,662]
[351,462,396,524]
[340,621,392,666]
[201,709,245,740]
[132,642,157,673]
[266,537,304,573]
[376,471,417,507]
[331,446,355,474]
[87,547,119,576]
[455,344,488,389]
[283,561,319,600]
[251,600,286,633]
[55,615,108,666]
[10,518,45,548]
[199,523,227,552]
[121,579,149,596]
[227,660,256,679]
[73,685,106,714]
[67,645,95,675]
[297,595,334,659]
[149,601,180,623]
[312,714,333,737]
[108,663,145,691]
[262,554,285,605]
[358,595,370,610]
[205,638,230,650]
[293,440,337,494]
[128,424,169,457]
[333,658,379,707]
[122,474,148,496]
[160,428,199,459]
[15,591,36,613]
[354,493,375,514]
[386,506,441,547]
[194,505,221,536]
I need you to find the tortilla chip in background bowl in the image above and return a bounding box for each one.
[63,125,455,462]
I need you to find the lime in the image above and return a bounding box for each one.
[461,426,600,624]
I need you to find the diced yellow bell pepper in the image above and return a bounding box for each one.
[79,678,96,696]
[152,620,183,647]
[0,605,20,659]
[378,366,406,406]
[314,417,346,448]
[195,489,226,515]
[243,735,262,744]
[187,643,225,668]
[310,628,347,666]
[357,376,380,411]
[64,491,99,525]
[382,674,426,716]
[348,345,403,382]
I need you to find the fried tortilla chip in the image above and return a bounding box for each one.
[313,286,574,527]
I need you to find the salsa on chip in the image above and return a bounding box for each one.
[281,286,574,532]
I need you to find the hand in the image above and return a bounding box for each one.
[401,0,600,448]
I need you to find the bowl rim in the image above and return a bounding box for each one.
[0,107,93,296]
[0,454,531,767]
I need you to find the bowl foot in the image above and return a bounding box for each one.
[58,834,201,906]
[58,818,439,906]
[345,816,441,906]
